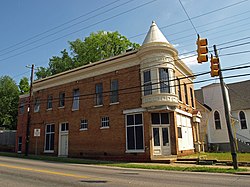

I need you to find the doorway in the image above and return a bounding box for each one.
[152,126,171,156]
[59,122,68,157]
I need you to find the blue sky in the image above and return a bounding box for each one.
[0,0,250,89]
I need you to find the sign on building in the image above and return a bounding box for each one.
[34,129,40,137]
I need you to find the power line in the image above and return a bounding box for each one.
[130,0,249,39]
[166,10,250,38]
[177,27,250,50]
[0,0,137,57]
[0,0,157,63]
[170,17,250,43]
[0,0,124,54]
[1,0,248,61]
[10,36,250,82]
[220,50,250,57]
[19,71,250,107]
[178,0,198,34]
[218,41,250,51]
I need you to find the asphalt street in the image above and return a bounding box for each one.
[0,156,249,187]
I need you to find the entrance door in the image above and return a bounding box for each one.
[152,126,171,156]
[60,134,68,156]
[59,122,69,157]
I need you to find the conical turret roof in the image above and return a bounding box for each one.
[142,21,169,45]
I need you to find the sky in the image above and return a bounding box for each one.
[0,0,250,89]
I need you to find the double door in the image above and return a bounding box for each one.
[152,126,171,156]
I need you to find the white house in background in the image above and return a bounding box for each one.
[195,80,250,152]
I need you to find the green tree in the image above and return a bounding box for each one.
[19,77,30,94]
[36,31,140,79]
[0,76,19,129]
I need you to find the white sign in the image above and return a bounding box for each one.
[34,129,40,137]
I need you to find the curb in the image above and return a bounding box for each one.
[235,172,250,176]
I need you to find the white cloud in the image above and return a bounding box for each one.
[172,43,179,48]
[179,53,198,67]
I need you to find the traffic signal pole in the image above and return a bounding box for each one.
[213,45,238,170]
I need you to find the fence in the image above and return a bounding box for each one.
[0,130,16,152]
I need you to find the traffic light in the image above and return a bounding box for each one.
[210,54,220,77]
[196,35,208,63]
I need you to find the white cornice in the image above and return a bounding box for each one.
[33,51,139,91]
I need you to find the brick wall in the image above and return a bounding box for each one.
[25,65,148,160]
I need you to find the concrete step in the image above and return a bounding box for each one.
[174,160,197,164]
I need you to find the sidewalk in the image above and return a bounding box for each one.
[149,161,250,175]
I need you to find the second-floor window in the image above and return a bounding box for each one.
[47,95,53,110]
[159,68,170,93]
[59,92,65,107]
[19,102,25,114]
[34,98,40,112]
[72,89,80,110]
[95,83,103,106]
[110,79,118,103]
[177,78,182,101]
[239,111,247,129]
[214,111,221,129]
[190,87,194,108]
[184,83,188,105]
[143,70,152,96]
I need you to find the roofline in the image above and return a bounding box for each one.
[196,99,212,111]
[34,49,138,85]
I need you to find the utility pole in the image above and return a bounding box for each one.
[25,64,34,156]
[213,45,238,170]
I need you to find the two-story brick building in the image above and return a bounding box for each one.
[16,22,200,161]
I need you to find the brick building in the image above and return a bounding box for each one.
[16,22,201,161]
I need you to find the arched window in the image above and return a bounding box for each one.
[239,111,247,129]
[214,111,221,129]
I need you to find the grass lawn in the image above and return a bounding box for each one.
[0,152,248,174]
[179,152,250,162]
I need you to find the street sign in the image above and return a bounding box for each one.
[34,129,40,137]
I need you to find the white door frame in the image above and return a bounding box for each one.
[58,122,69,157]
[152,125,171,156]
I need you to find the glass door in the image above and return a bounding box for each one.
[152,126,171,156]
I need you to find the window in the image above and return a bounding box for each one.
[143,70,152,95]
[18,136,22,153]
[177,78,182,101]
[177,127,182,138]
[60,122,69,132]
[239,111,247,129]
[45,124,55,152]
[169,69,175,94]
[214,111,221,129]
[126,113,144,151]
[20,102,25,114]
[184,83,188,105]
[72,89,80,110]
[59,92,65,107]
[110,79,119,103]
[80,119,88,130]
[47,95,53,110]
[34,98,40,112]
[151,113,169,124]
[101,116,109,128]
[190,87,194,108]
[159,68,170,93]
[95,83,103,106]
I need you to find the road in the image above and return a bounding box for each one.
[0,156,249,187]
